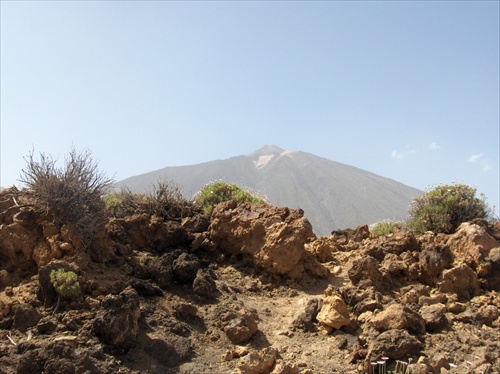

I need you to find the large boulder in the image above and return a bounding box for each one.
[237,347,279,374]
[93,286,141,350]
[304,236,339,263]
[118,214,188,252]
[362,231,419,261]
[172,253,200,284]
[418,245,454,285]
[370,303,426,335]
[209,201,321,277]
[447,222,498,268]
[419,304,449,332]
[366,329,422,361]
[347,256,384,290]
[192,269,217,298]
[438,264,480,302]
[292,298,323,332]
[146,252,176,289]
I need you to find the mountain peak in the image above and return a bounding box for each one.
[248,145,289,169]
[248,145,286,158]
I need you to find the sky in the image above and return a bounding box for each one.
[1,1,499,216]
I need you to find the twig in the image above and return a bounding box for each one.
[7,332,17,346]
[52,295,61,316]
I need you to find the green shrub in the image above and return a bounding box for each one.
[370,220,399,236]
[192,181,268,215]
[407,183,489,235]
[20,148,113,247]
[50,269,81,300]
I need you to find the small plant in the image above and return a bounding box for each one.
[50,269,81,300]
[372,357,412,374]
[370,220,398,236]
[407,183,490,235]
[192,180,269,215]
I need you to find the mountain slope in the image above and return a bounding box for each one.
[116,145,422,235]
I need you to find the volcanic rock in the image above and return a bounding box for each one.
[93,286,141,350]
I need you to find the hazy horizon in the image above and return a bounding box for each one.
[1,1,498,215]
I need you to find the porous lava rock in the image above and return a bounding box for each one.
[192,269,217,298]
[419,303,449,332]
[93,286,141,350]
[237,347,279,374]
[370,303,426,335]
[447,222,498,268]
[209,201,323,277]
[221,306,259,345]
[316,287,351,331]
[348,255,384,290]
[438,263,480,302]
[366,329,422,361]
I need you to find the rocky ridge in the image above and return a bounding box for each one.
[0,186,499,373]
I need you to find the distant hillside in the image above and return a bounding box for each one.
[116,145,422,236]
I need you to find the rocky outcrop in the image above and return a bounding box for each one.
[209,201,326,278]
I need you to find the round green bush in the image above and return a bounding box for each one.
[370,220,400,236]
[192,181,268,215]
[50,269,81,300]
[407,183,489,235]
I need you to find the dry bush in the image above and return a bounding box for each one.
[20,148,113,247]
[103,188,146,218]
[105,180,198,220]
[145,179,197,220]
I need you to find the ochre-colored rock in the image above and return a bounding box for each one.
[370,303,426,335]
[209,201,323,277]
[316,287,350,330]
[447,222,498,267]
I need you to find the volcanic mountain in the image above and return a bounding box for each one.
[116,145,422,235]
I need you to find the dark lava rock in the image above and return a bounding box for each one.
[172,253,200,284]
[12,303,41,332]
[292,298,322,332]
[192,269,217,298]
[420,304,449,332]
[93,286,140,350]
[367,329,422,361]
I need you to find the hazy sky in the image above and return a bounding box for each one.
[1,1,499,216]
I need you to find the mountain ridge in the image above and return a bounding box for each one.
[116,145,422,235]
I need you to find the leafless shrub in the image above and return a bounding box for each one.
[145,179,197,220]
[103,188,146,218]
[104,180,199,220]
[19,148,114,247]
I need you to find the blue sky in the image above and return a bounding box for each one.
[1,1,499,216]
